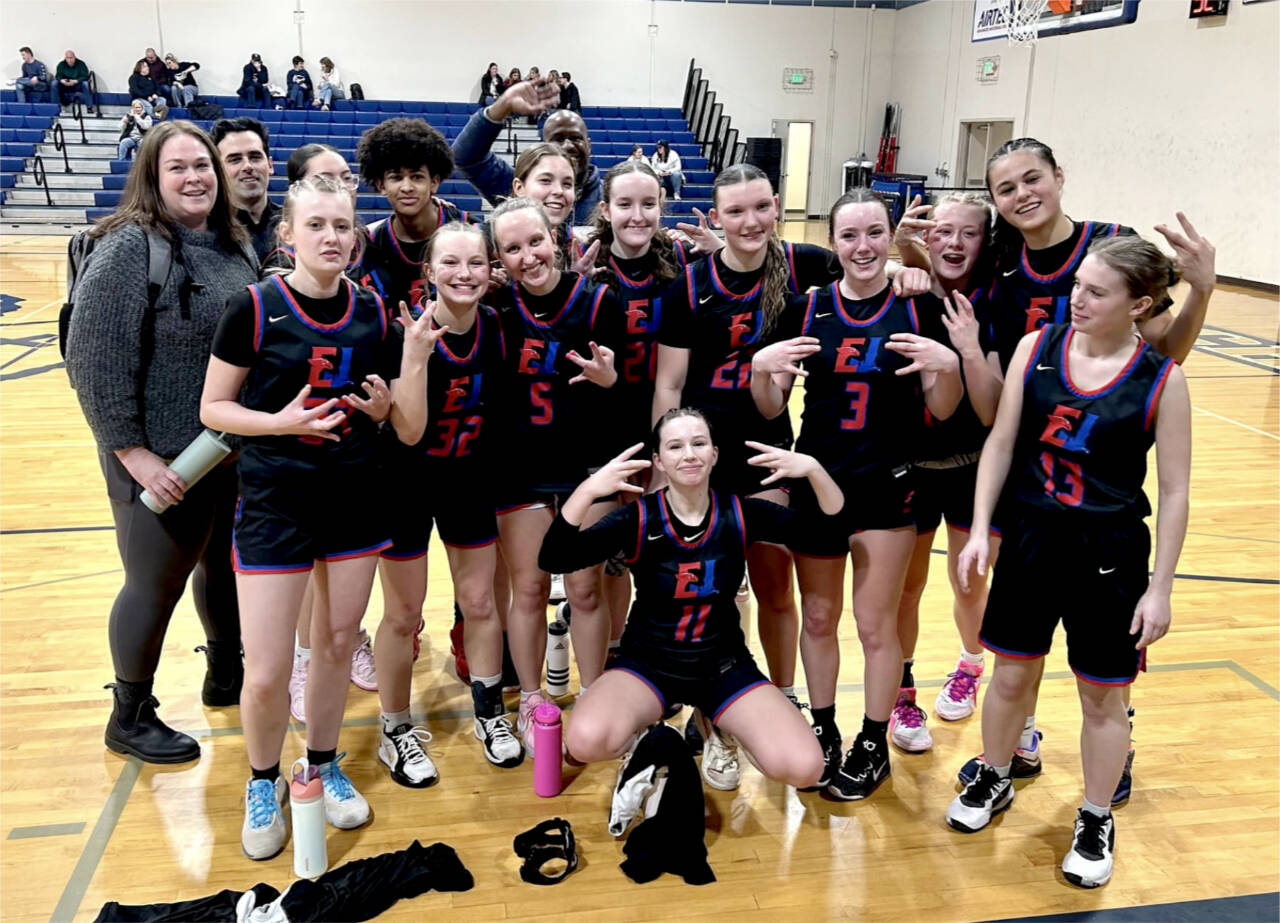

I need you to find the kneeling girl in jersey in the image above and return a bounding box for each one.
[541,408,839,790]
[945,237,1190,891]
[751,188,963,801]
[200,175,433,860]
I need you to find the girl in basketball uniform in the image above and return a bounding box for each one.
[946,236,1190,891]
[750,188,963,800]
[200,175,434,860]
[951,138,1215,800]
[509,143,592,270]
[890,193,1004,753]
[544,408,838,791]
[374,221,523,774]
[652,164,843,767]
[262,142,364,275]
[486,197,623,754]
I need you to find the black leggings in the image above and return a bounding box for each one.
[100,451,240,683]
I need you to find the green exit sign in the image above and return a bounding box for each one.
[790,73,805,84]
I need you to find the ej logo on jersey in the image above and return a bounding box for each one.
[673,560,718,599]
[834,336,885,373]
[1040,403,1099,453]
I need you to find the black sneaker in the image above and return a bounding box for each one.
[800,725,842,792]
[683,711,704,754]
[826,735,890,801]
[946,763,1014,832]
[1062,808,1115,888]
[957,730,1043,784]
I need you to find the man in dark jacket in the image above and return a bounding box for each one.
[55,49,92,111]
[15,47,50,102]
[561,72,581,113]
[143,48,170,89]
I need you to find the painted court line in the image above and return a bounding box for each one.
[1193,405,1280,441]
[8,822,86,840]
[50,757,140,923]
[0,568,121,595]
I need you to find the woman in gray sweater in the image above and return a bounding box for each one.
[65,121,258,764]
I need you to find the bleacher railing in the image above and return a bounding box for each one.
[682,59,736,173]
[31,154,52,206]
[68,101,89,145]
[50,121,72,173]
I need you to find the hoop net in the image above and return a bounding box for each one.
[1008,0,1050,45]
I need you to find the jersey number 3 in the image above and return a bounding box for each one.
[840,381,870,431]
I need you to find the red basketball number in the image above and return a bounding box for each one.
[427,416,483,457]
[623,342,653,384]
[1039,450,1084,507]
[530,381,553,425]
[840,381,870,431]
[710,357,751,389]
[408,278,428,308]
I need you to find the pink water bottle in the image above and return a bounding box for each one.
[532,702,563,797]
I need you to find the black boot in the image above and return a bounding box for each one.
[195,641,243,707]
[104,679,201,764]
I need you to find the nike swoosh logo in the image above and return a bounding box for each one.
[268,314,288,323]
[815,312,833,318]
[1003,268,1019,277]
[698,295,714,305]
[1099,567,1116,575]
[646,533,662,541]
[1036,364,1054,371]
[686,530,705,541]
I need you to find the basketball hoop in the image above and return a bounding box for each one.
[1008,0,1050,45]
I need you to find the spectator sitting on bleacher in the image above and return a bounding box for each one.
[211,116,279,260]
[116,100,151,162]
[128,59,167,119]
[546,70,564,110]
[238,54,270,109]
[286,57,313,110]
[507,66,522,85]
[164,54,199,108]
[478,62,504,107]
[650,140,683,200]
[454,78,600,225]
[15,47,49,103]
[55,49,93,113]
[629,144,645,162]
[561,72,581,113]
[317,57,344,110]
[142,48,170,90]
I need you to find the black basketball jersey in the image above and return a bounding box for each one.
[989,220,1129,371]
[237,275,390,480]
[492,273,618,493]
[790,282,923,479]
[401,305,507,468]
[782,241,843,293]
[915,285,996,461]
[354,202,472,310]
[1013,324,1175,517]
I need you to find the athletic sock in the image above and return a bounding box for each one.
[473,672,502,689]
[251,763,280,782]
[380,708,411,733]
[777,684,796,700]
[861,715,889,746]
[294,640,310,659]
[1019,715,1037,750]
[901,659,915,689]
[811,704,838,736]
[1081,797,1110,819]
[989,762,1011,779]
[307,747,336,768]
[960,648,984,668]
[520,688,542,702]
[607,639,621,652]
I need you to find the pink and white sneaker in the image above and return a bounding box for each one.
[889,687,932,752]
[349,629,378,692]
[935,657,984,721]
[288,650,308,723]
[517,691,548,757]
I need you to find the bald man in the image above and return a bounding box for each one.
[453,78,601,225]
[55,49,93,111]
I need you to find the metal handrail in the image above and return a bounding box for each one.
[51,121,72,173]
[68,100,88,144]
[31,154,53,206]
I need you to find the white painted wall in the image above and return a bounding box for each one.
[889,0,1280,284]
[1,0,897,216]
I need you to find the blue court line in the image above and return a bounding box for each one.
[984,890,1279,923]
[8,822,85,840]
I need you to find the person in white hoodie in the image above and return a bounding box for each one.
[650,140,683,200]
[117,100,152,161]
[318,57,345,110]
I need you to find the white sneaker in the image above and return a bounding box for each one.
[697,713,741,790]
[241,776,287,860]
[946,763,1013,833]
[288,650,308,723]
[517,691,548,757]
[1062,809,1115,888]
[548,573,566,603]
[935,657,984,720]
[349,630,378,692]
[318,753,371,829]
[475,713,524,768]
[889,687,933,752]
[378,723,439,788]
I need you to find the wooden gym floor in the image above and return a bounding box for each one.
[0,229,1277,922]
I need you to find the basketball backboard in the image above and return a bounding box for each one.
[972,0,1139,42]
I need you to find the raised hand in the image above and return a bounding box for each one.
[272,384,345,441]
[674,207,723,254]
[398,300,449,364]
[751,336,821,377]
[344,373,391,422]
[491,79,561,118]
[891,266,933,297]
[885,332,960,376]
[567,341,616,386]
[584,443,651,497]
[745,440,819,486]
[939,290,983,358]
[894,195,936,246]
[1154,212,1215,293]
[570,238,602,276]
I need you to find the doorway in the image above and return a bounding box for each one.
[776,120,813,216]
[957,120,1014,188]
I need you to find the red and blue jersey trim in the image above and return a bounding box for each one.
[270,274,355,332]
[657,489,717,549]
[513,272,588,328]
[906,297,920,334]
[436,306,482,364]
[1143,357,1175,431]
[247,284,265,352]
[708,254,763,302]
[832,282,894,328]
[799,289,819,336]
[587,284,609,330]
[1060,328,1146,399]
[627,499,647,564]
[1023,325,1051,384]
[729,494,748,558]
[1019,220,1095,283]
[784,241,799,294]
[609,255,653,289]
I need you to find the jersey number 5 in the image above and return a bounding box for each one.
[530,381,553,425]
